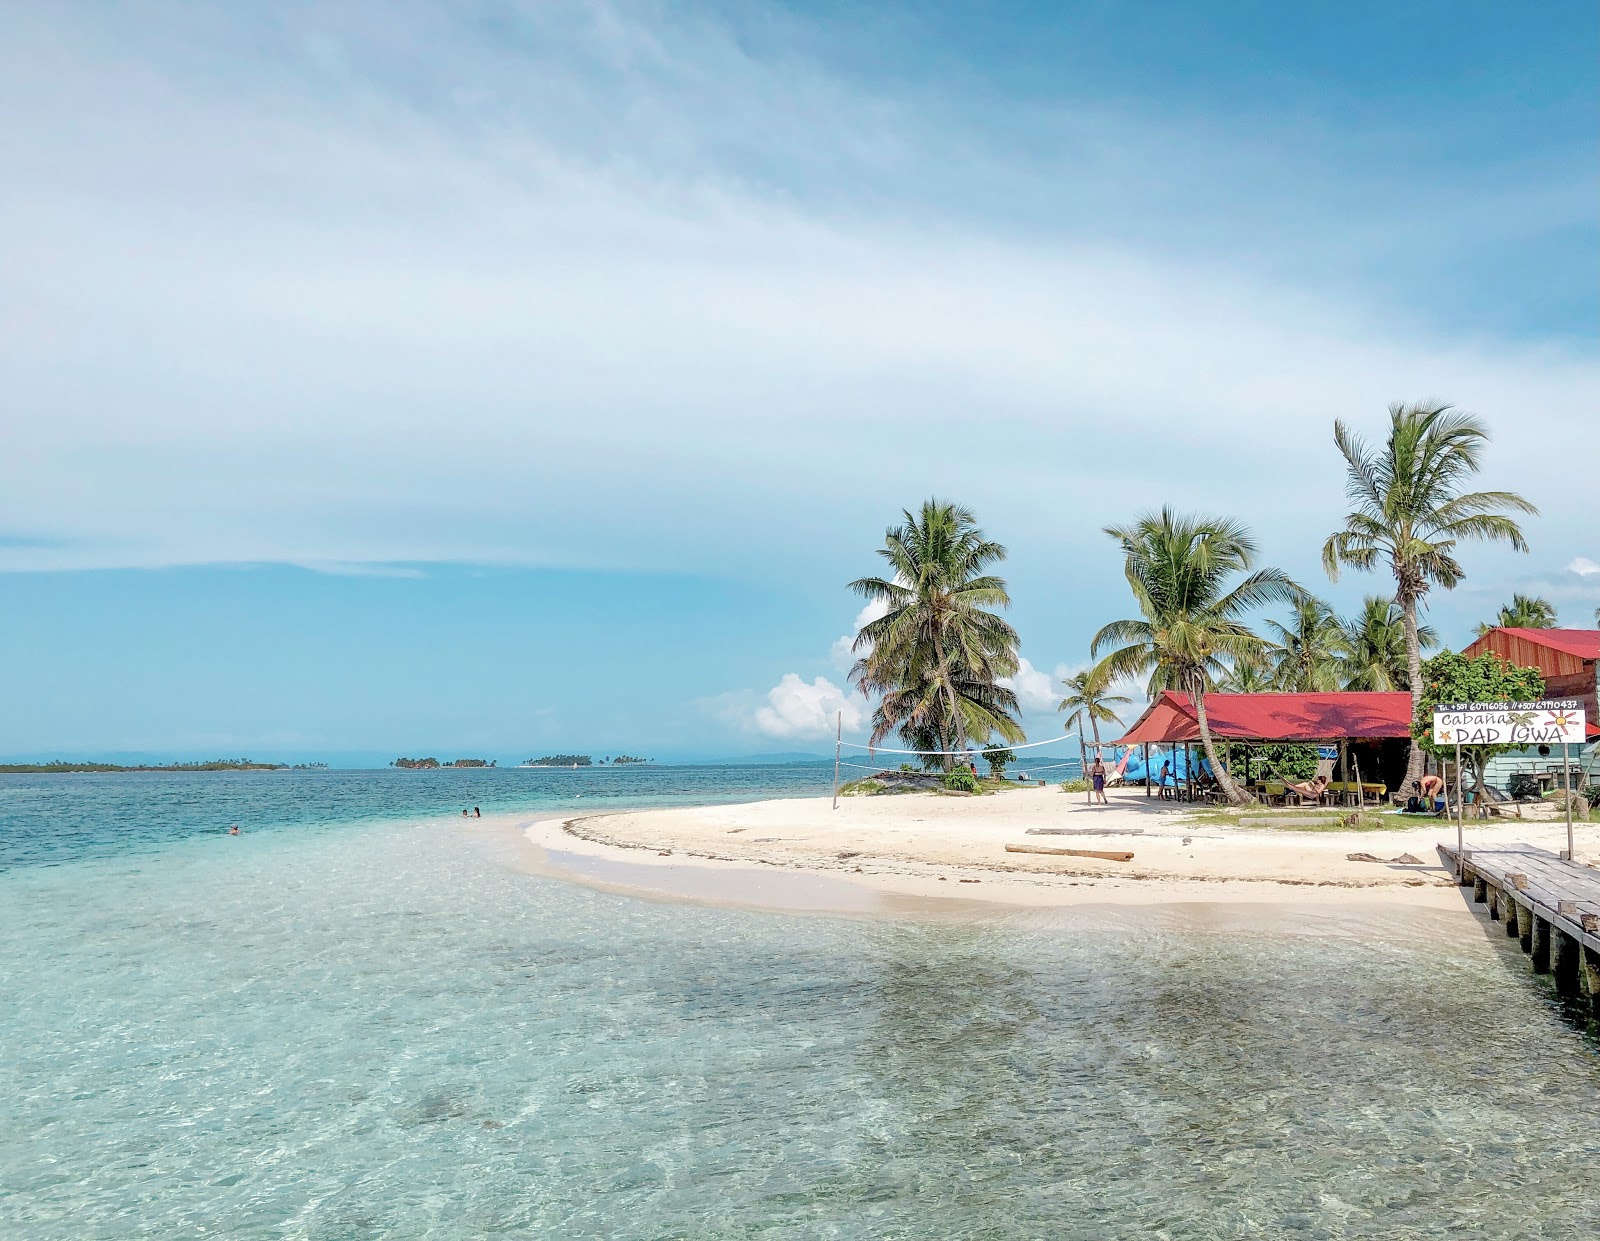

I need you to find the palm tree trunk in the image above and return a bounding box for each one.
[1194,683,1252,805]
[931,631,963,773]
[1398,587,1426,790]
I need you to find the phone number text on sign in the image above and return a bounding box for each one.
[1430,699,1586,746]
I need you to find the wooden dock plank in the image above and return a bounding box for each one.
[1439,843,1600,955]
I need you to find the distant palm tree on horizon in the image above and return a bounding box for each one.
[1475,593,1558,637]
[1058,663,1132,751]
[1323,402,1536,788]
[1093,508,1299,806]
[849,499,1024,770]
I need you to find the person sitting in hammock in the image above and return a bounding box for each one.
[1285,774,1329,803]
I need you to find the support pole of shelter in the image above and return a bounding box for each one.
[1144,743,1150,798]
[831,712,842,811]
[1563,741,1574,861]
[1078,721,1089,806]
[1454,738,1464,882]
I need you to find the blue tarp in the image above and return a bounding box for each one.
[1111,746,1211,785]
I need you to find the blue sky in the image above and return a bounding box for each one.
[2,1,1596,761]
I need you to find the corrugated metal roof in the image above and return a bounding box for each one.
[1114,690,1415,745]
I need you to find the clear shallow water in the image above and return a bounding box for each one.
[3,773,1599,1238]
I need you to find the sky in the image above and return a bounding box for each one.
[1,1,1597,762]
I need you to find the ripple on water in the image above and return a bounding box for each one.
[3,814,1599,1239]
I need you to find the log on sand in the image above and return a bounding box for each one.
[1006,844,1135,862]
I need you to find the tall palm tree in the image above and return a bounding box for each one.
[1338,596,1437,691]
[1219,656,1275,693]
[1475,593,1558,637]
[1093,508,1299,805]
[1265,596,1348,691]
[849,500,1024,769]
[1323,401,1536,787]
[1058,663,1132,749]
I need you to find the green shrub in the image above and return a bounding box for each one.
[942,769,981,794]
[839,778,886,796]
[1059,777,1088,793]
[1587,785,1600,810]
[899,763,918,772]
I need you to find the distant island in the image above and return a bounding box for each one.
[522,754,653,767]
[392,757,498,769]
[0,759,302,774]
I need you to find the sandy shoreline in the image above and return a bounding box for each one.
[513,785,1598,924]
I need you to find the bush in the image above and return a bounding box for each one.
[942,769,981,794]
[899,763,918,773]
[1587,785,1600,810]
[838,778,886,797]
[1059,777,1088,793]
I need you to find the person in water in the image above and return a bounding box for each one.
[1090,756,1108,805]
[228,825,240,835]
[473,806,481,818]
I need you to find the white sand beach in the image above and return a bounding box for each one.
[520,785,1598,916]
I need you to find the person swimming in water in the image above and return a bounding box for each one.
[473,806,481,817]
[228,825,240,835]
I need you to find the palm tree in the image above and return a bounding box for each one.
[1093,508,1299,805]
[1475,593,1558,637]
[849,500,1024,769]
[1338,595,1437,691]
[1058,663,1132,749]
[1219,656,1275,693]
[1265,596,1348,691]
[1323,401,1536,787]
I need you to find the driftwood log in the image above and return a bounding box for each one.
[1006,844,1134,862]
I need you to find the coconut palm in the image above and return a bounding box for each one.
[1322,402,1536,787]
[1265,596,1348,692]
[1475,593,1558,637]
[1219,656,1275,694]
[849,500,1024,769]
[1093,508,1299,805]
[1057,663,1132,749]
[1338,596,1437,692]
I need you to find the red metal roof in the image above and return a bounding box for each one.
[1114,690,1415,745]
[1481,628,1600,661]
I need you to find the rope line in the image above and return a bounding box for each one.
[837,734,1104,755]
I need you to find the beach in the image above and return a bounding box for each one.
[524,784,1596,915]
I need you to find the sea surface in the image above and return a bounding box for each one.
[3,767,1598,1239]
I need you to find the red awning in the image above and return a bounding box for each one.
[1114,691,1415,745]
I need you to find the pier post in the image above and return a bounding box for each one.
[1473,876,1487,904]
[1487,887,1501,920]
[1583,947,1600,1025]
[1505,897,1522,938]
[1530,916,1551,973]
[1515,902,1533,952]
[1552,928,1580,996]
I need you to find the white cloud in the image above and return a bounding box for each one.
[1000,657,1061,714]
[1568,557,1600,577]
[830,597,891,672]
[749,675,864,739]
[0,3,1594,584]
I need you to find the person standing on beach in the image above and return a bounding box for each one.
[1090,756,1108,805]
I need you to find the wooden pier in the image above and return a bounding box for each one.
[1439,842,1600,1023]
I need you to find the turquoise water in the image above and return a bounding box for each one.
[4,771,1599,1238]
